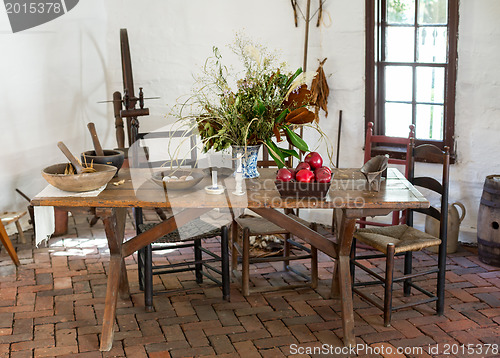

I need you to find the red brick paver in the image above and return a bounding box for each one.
[0,209,498,357]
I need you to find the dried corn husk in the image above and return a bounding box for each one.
[310,58,329,121]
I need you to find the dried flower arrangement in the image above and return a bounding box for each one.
[177,34,324,167]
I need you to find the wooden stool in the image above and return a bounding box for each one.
[0,211,25,266]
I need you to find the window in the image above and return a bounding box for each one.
[366,0,458,160]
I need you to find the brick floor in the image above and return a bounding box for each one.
[0,209,499,357]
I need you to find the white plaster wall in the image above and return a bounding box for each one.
[0,0,108,216]
[1,0,498,242]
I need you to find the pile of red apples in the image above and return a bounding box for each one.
[275,152,332,183]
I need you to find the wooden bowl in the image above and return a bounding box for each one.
[151,169,204,191]
[42,163,117,192]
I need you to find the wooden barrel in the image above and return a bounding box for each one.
[478,175,500,267]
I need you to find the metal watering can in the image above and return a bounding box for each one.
[425,202,466,254]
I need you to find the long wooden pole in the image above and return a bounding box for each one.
[336,110,342,168]
[303,0,311,71]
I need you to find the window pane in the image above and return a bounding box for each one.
[416,67,444,103]
[418,0,447,24]
[386,27,415,62]
[386,66,413,101]
[385,103,412,137]
[416,104,444,140]
[417,27,447,63]
[387,0,415,24]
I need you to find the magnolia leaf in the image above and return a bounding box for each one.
[283,85,312,108]
[276,109,290,124]
[285,107,316,125]
[273,124,282,142]
[286,72,317,98]
[265,139,286,168]
[284,126,308,152]
[279,147,300,159]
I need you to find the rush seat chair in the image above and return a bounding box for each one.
[351,139,450,326]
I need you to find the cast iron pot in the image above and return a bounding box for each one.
[81,149,124,176]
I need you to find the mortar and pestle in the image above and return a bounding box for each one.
[42,141,117,192]
[81,123,124,176]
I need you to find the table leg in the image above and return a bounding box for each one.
[334,210,357,347]
[97,208,128,352]
[100,255,122,351]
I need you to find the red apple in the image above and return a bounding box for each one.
[296,162,311,172]
[276,168,293,182]
[289,168,296,179]
[304,152,323,169]
[296,169,315,183]
[319,166,332,175]
[315,168,332,183]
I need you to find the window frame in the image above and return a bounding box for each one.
[365,0,459,162]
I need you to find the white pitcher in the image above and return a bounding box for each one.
[425,202,466,254]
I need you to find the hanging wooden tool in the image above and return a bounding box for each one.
[336,110,342,168]
[290,0,326,71]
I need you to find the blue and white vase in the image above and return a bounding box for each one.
[231,145,261,179]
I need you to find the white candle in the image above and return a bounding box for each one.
[237,154,243,173]
[212,170,218,189]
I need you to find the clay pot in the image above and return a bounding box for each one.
[425,202,466,254]
[81,150,124,176]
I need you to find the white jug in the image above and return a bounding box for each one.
[425,202,466,254]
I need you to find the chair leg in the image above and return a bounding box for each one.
[231,222,239,273]
[0,221,20,266]
[138,247,145,291]
[89,207,100,227]
[309,222,318,289]
[403,252,413,296]
[283,233,291,271]
[14,220,26,244]
[194,239,203,284]
[437,240,447,315]
[154,208,167,221]
[350,238,357,286]
[220,226,230,301]
[144,244,154,312]
[242,227,250,297]
[311,246,318,289]
[391,211,400,225]
[384,244,395,327]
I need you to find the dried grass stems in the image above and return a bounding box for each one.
[64,154,96,175]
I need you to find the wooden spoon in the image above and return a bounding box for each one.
[87,122,105,156]
[57,141,96,174]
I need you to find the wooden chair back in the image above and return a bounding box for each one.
[407,139,451,228]
[364,122,415,177]
[358,122,415,227]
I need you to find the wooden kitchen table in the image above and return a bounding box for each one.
[31,167,428,351]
